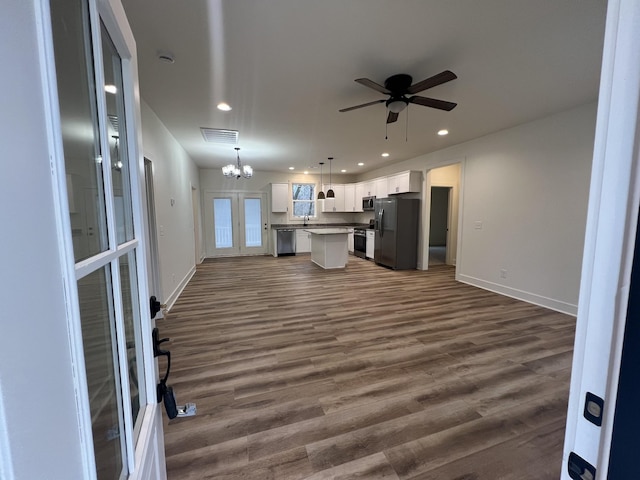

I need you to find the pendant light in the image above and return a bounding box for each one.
[326,157,335,198]
[317,162,326,199]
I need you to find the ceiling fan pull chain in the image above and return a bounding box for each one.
[406,106,409,142]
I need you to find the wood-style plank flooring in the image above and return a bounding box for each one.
[158,254,575,479]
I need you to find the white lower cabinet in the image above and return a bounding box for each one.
[295,230,311,253]
[348,232,354,253]
[366,230,375,259]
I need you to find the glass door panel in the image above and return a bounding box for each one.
[119,251,144,429]
[213,198,235,249]
[243,198,262,247]
[77,266,124,480]
[50,0,108,262]
[101,23,134,245]
[239,194,267,255]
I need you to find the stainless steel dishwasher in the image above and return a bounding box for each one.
[277,229,296,256]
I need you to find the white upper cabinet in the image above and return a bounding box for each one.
[271,183,289,212]
[387,171,422,194]
[321,184,345,212]
[354,182,365,212]
[374,177,388,198]
[361,181,374,197]
[344,184,356,212]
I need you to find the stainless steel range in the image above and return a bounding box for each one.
[353,228,367,258]
[353,220,375,258]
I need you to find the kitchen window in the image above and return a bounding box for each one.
[292,183,315,217]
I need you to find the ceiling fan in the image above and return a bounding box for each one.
[339,70,457,124]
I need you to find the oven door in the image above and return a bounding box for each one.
[354,232,367,258]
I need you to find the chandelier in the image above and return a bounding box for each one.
[222,147,253,179]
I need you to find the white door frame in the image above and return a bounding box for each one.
[203,190,269,257]
[562,0,640,477]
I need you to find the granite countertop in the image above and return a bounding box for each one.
[271,223,367,230]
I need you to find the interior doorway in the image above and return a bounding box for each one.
[429,186,450,266]
[426,163,461,268]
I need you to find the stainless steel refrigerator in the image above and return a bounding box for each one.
[374,197,420,269]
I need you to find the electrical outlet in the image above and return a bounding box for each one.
[500,269,507,279]
[474,221,483,230]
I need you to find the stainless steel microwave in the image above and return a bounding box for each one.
[362,196,376,211]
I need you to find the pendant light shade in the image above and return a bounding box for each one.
[317,162,326,199]
[326,157,335,198]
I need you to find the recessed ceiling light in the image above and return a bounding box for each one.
[358,162,364,166]
[288,167,294,170]
[438,129,449,136]
[381,153,389,157]
[104,85,117,94]
[303,171,309,174]
[341,169,346,173]
[217,102,232,111]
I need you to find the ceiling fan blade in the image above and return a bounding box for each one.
[355,78,390,94]
[339,99,386,113]
[387,111,399,124]
[409,96,457,111]
[407,70,457,94]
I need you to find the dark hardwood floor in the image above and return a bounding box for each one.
[157,254,575,479]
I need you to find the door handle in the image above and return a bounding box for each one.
[152,327,171,402]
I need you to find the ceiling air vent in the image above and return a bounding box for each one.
[200,127,239,145]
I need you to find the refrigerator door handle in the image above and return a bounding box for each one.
[379,209,384,237]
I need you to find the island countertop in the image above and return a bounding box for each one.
[271,223,365,230]
[304,228,352,235]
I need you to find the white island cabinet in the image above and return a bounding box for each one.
[305,228,349,269]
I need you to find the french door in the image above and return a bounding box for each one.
[46,0,164,478]
[204,191,268,256]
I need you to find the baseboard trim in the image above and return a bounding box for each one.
[457,273,578,316]
[165,265,196,312]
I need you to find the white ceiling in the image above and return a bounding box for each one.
[120,0,607,175]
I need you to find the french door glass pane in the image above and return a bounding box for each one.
[77,266,124,479]
[50,0,109,262]
[214,198,233,248]
[244,198,262,247]
[119,251,143,427]
[101,23,134,245]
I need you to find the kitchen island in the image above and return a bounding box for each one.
[305,228,350,269]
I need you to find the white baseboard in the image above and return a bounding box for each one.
[457,273,578,316]
[165,265,196,312]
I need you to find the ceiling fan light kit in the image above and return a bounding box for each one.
[339,70,458,124]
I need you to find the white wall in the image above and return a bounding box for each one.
[365,103,596,314]
[139,101,201,308]
[0,1,85,477]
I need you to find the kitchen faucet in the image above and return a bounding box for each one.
[303,215,309,226]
